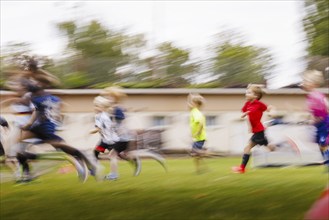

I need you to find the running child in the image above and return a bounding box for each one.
[187,93,208,174]
[232,84,276,174]
[17,80,95,182]
[301,70,329,168]
[91,95,121,180]
[101,86,140,179]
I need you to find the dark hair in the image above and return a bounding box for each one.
[21,79,42,93]
[28,58,38,72]
[26,84,42,93]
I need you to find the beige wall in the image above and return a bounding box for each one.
[1,89,328,154]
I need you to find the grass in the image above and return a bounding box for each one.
[0,157,328,220]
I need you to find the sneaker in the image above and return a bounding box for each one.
[232,166,245,174]
[16,173,35,183]
[67,156,88,183]
[104,173,118,181]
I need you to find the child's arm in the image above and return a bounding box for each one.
[90,127,100,134]
[266,105,275,112]
[21,110,37,130]
[241,111,250,118]
[241,101,250,118]
[192,121,204,138]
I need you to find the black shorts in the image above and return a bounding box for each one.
[95,141,129,153]
[95,141,115,153]
[251,131,268,146]
[113,141,129,153]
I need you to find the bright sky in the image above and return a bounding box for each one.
[1,1,307,88]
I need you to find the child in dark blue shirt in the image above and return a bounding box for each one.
[17,80,96,182]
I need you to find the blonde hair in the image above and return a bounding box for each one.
[247,84,265,100]
[187,93,205,107]
[303,70,324,87]
[100,86,126,103]
[94,96,113,113]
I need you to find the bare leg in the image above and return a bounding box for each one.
[107,149,119,179]
[267,143,277,152]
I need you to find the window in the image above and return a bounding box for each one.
[152,116,166,127]
[206,115,217,127]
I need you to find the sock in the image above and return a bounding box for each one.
[241,154,250,168]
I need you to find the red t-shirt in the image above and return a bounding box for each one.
[242,100,267,133]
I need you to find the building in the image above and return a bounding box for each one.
[1,88,328,156]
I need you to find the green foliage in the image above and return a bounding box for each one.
[302,0,329,77]
[303,0,329,57]
[61,71,91,89]
[188,81,223,88]
[0,77,6,89]
[0,158,327,220]
[118,81,162,88]
[156,42,198,84]
[210,30,274,87]
[56,20,143,85]
[57,21,77,38]
[117,79,170,88]
[1,19,279,89]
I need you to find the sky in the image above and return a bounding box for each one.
[1,1,308,88]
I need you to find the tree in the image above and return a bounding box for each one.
[0,43,59,89]
[303,0,329,57]
[0,42,32,71]
[57,20,147,87]
[209,30,274,88]
[145,42,198,87]
[302,0,329,79]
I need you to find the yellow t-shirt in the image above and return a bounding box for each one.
[190,107,206,141]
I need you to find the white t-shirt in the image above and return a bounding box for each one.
[95,112,119,144]
[11,92,33,127]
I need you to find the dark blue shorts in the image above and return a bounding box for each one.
[192,140,205,150]
[30,122,63,142]
[315,116,329,146]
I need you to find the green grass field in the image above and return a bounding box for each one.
[0,157,328,220]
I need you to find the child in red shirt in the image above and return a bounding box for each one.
[232,84,276,173]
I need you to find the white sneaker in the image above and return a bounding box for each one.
[104,173,118,181]
[66,156,88,183]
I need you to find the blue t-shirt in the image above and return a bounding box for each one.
[31,93,62,126]
[114,107,125,121]
[112,106,131,141]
